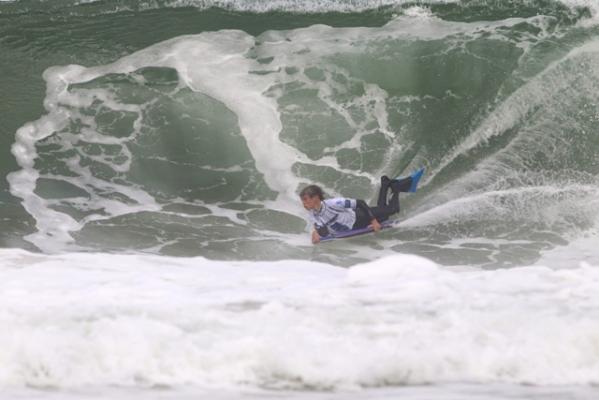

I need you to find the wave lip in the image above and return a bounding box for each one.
[2,249,599,390]
[0,0,456,13]
[2,0,597,20]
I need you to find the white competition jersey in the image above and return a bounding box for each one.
[309,197,357,233]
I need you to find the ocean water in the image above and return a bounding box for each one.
[2,0,599,398]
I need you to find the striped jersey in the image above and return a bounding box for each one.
[309,197,357,233]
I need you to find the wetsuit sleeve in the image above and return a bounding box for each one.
[315,224,329,236]
[356,199,376,221]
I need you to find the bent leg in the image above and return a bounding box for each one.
[370,199,399,223]
[387,188,400,214]
[354,199,400,229]
[353,177,400,229]
[377,176,391,207]
[371,184,400,222]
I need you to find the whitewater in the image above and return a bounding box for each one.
[2,248,599,399]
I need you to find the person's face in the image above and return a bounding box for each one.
[301,195,321,210]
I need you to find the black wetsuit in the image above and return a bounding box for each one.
[352,175,412,229]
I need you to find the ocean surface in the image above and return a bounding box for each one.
[2,0,599,398]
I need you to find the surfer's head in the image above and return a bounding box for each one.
[299,185,324,210]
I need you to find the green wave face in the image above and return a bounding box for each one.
[2,0,599,266]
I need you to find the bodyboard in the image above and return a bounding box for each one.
[319,219,400,242]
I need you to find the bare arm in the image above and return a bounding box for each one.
[311,228,321,244]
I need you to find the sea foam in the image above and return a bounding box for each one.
[1,249,599,390]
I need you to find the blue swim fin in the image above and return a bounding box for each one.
[408,167,424,192]
[393,167,424,193]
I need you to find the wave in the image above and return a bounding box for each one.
[1,248,599,389]
[3,1,599,267]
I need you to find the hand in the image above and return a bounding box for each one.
[311,230,321,244]
[370,219,382,232]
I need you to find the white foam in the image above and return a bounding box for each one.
[536,230,599,268]
[403,184,599,229]
[7,66,161,252]
[560,0,599,22]
[137,0,456,14]
[85,0,599,18]
[2,248,599,390]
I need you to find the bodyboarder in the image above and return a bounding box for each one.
[299,168,424,243]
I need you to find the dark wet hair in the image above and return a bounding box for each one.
[299,185,324,200]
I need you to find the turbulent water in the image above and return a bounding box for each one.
[2,0,599,399]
